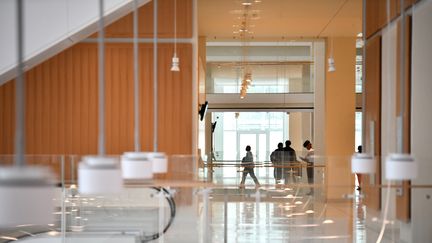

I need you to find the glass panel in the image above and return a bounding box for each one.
[207,63,314,94]
[2,155,431,242]
[258,133,267,162]
[223,131,237,160]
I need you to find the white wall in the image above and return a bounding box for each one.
[408,0,432,242]
[0,0,150,84]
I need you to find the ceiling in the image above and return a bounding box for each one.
[198,0,362,40]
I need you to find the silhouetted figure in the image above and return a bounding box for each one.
[270,142,285,185]
[356,145,362,191]
[283,140,298,184]
[300,140,315,194]
[239,145,260,188]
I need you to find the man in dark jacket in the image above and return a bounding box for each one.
[270,142,284,185]
[284,140,298,184]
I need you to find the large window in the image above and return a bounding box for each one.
[207,63,314,94]
[212,112,288,162]
[205,43,315,94]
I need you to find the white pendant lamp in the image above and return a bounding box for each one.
[328,57,336,72]
[383,1,417,181]
[328,37,336,72]
[385,154,418,180]
[152,0,169,174]
[121,0,155,180]
[171,0,180,72]
[78,156,122,194]
[351,153,376,174]
[0,0,55,227]
[78,0,122,194]
[122,152,153,179]
[0,167,55,227]
[151,152,168,173]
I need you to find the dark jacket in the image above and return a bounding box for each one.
[241,151,254,169]
[283,146,297,162]
[270,148,284,164]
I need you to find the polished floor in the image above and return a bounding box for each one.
[160,167,403,243]
[0,165,404,243]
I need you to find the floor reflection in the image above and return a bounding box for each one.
[198,176,405,243]
[208,185,352,243]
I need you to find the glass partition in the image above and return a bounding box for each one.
[206,63,314,94]
[0,154,431,243]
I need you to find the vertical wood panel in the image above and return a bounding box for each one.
[89,47,98,154]
[43,57,51,153]
[0,81,14,155]
[51,56,59,154]
[140,44,154,151]
[65,49,73,154]
[366,0,420,38]
[26,71,34,154]
[0,0,193,182]
[57,53,66,154]
[364,35,382,211]
[81,47,89,154]
[104,0,192,38]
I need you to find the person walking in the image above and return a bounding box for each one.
[356,145,362,191]
[239,145,260,188]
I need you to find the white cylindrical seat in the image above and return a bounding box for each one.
[351,153,376,174]
[0,166,55,227]
[78,156,122,195]
[151,152,168,173]
[385,153,418,180]
[121,152,153,179]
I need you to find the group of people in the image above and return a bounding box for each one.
[239,140,315,191]
[269,140,314,188]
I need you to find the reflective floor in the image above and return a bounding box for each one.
[182,166,402,243]
[0,159,408,243]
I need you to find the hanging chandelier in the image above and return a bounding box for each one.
[231,1,262,99]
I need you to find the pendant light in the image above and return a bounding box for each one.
[151,0,168,173]
[351,153,376,174]
[384,0,417,181]
[121,0,153,180]
[0,0,55,227]
[170,0,180,72]
[385,154,417,180]
[328,37,336,72]
[78,0,122,194]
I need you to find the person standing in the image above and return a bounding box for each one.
[300,140,314,194]
[356,145,362,191]
[270,142,284,185]
[283,140,298,184]
[239,145,260,188]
